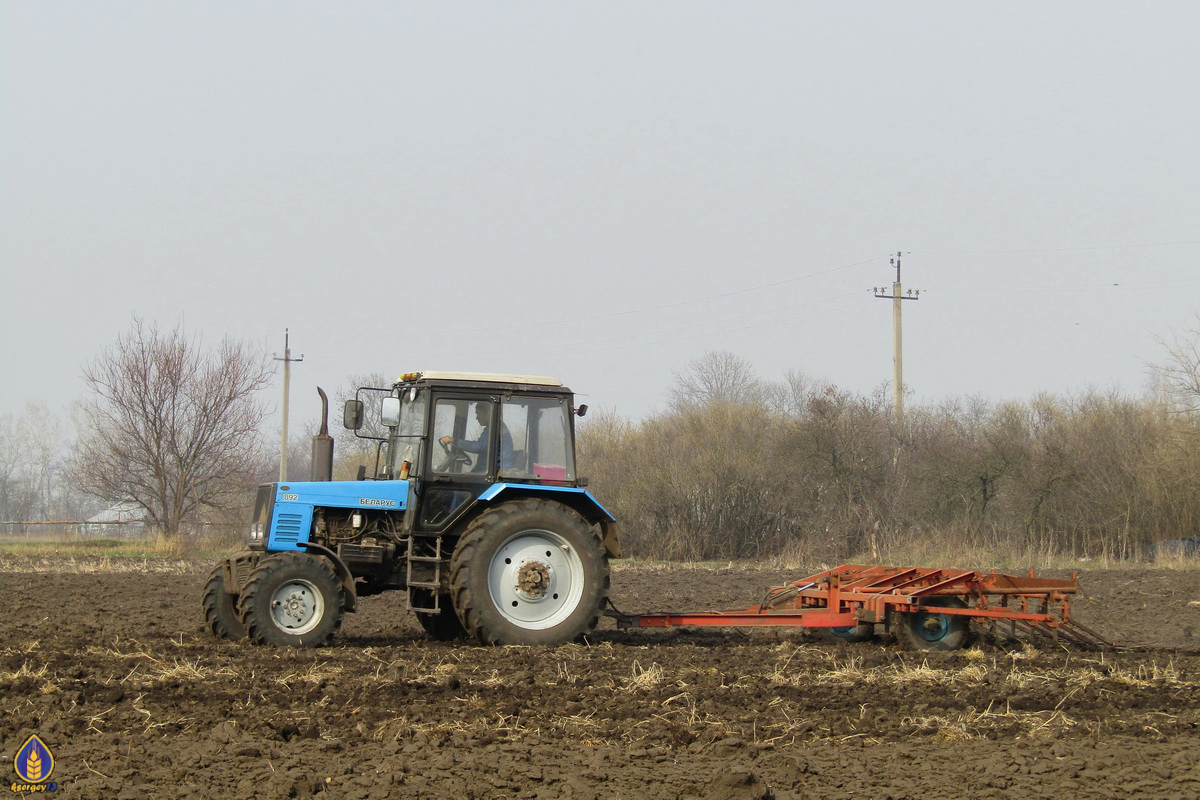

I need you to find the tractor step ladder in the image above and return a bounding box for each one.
[406,534,445,613]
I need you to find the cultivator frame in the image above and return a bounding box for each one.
[605,564,1114,649]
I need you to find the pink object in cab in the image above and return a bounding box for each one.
[533,464,567,482]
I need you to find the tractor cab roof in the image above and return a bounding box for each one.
[394,371,571,395]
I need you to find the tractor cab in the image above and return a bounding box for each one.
[345,371,593,537]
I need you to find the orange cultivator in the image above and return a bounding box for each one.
[605,564,1115,650]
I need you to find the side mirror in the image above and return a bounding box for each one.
[343,399,364,430]
[575,404,588,417]
[381,396,401,427]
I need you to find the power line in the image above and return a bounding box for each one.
[434,293,871,361]
[430,254,888,336]
[912,238,1200,256]
[558,299,875,359]
[930,277,1199,293]
[308,242,1197,360]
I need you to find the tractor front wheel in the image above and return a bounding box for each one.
[201,564,246,641]
[450,499,609,645]
[238,552,345,647]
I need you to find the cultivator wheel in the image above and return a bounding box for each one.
[823,623,876,644]
[238,552,345,647]
[891,597,974,651]
[449,499,609,646]
[201,565,246,641]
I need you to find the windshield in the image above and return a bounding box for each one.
[387,387,426,478]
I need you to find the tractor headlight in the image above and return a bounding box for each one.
[248,523,264,542]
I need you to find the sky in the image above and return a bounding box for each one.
[2,1,1198,435]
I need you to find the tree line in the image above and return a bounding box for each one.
[3,319,1199,564]
[579,350,1200,563]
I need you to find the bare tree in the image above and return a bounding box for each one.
[668,351,763,411]
[0,404,89,526]
[1150,316,1200,413]
[330,372,391,479]
[0,413,36,524]
[763,369,816,419]
[69,319,274,536]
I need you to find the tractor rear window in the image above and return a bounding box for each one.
[499,396,575,483]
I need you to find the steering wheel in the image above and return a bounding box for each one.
[436,438,471,473]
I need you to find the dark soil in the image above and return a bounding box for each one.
[2,557,1199,799]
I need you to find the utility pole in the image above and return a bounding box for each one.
[873,253,920,425]
[274,329,304,481]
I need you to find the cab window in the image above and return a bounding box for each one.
[432,398,496,475]
[498,396,575,483]
[388,388,426,479]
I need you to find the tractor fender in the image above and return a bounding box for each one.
[298,541,358,613]
[475,483,621,557]
[219,550,263,595]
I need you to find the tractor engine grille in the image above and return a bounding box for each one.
[273,513,304,546]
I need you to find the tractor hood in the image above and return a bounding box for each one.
[274,480,409,511]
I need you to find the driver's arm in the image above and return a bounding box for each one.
[444,433,487,454]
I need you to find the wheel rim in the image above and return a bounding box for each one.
[913,611,952,642]
[829,625,858,638]
[487,529,586,631]
[270,578,325,635]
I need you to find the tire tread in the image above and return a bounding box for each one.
[238,552,345,647]
[449,499,609,646]
[202,565,246,641]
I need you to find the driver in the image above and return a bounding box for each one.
[440,402,515,471]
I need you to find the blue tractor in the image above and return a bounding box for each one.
[203,372,620,647]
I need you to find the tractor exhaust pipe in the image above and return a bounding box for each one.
[311,387,335,482]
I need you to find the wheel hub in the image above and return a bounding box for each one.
[277,590,311,621]
[487,529,586,630]
[917,612,950,641]
[269,579,323,633]
[515,560,553,599]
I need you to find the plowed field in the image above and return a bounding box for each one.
[2,556,1199,799]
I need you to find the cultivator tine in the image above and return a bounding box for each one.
[1004,619,1062,646]
[1059,620,1118,648]
[1000,618,1117,650]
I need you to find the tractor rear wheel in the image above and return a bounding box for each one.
[892,597,974,651]
[238,552,345,647]
[201,564,246,641]
[414,594,468,641]
[450,499,609,645]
